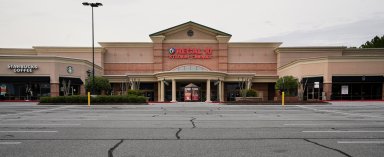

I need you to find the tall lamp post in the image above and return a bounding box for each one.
[82,2,102,95]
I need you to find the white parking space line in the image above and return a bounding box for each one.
[338,141,384,144]
[0,123,81,126]
[0,131,58,133]
[0,105,73,118]
[5,118,98,121]
[296,105,384,118]
[303,131,384,133]
[284,123,382,126]
[0,142,22,145]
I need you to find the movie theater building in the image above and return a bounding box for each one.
[0,21,383,101]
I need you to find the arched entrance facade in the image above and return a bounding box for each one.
[155,69,226,102]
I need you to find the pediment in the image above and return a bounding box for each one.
[150,21,231,43]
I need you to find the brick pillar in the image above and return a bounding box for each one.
[216,36,230,72]
[323,83,332,100]
[151,36,165,73]
[50,83,59,97]
[80,84,85,96]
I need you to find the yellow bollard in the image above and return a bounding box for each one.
[282,92,285,106]
[88,92,90,106]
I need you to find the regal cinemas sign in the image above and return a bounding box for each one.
[8,64,38,73]
[168,48,213,59]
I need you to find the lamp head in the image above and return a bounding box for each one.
[91,2,103,7]
[82,2,90,6]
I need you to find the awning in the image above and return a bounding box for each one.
[59,77,83,85]
[0,76,50,83]
[301,77,323,83]
[333,76,384,83]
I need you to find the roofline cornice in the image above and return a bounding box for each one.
[0,48,37,54]
[278,56,384,71]
[98,42,153,48]
[33,46,105,53]
[229,42,282,48]
[149,21,232,37]
[0,55,103,70]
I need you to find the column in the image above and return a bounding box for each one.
[218,80,222,102]
[157,81,161,102]
[50,83,59,97]
[205,79,211,102]
[80,84,85,96]
[323,83,332,101]
[160,80,165,102]
[220,81,225,102]
[171,79,177,102]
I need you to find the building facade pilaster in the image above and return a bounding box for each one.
[323,83,332,101]
[50,83,59,97]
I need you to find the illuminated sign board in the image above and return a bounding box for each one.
[168,48,213,59]
[8,64,38,73]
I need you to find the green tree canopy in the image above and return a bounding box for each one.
[275,76,299,96]
[85,76,111,95]
[360,35,384,48]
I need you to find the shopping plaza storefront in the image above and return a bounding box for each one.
[0,21,383,101]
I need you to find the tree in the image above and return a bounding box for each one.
[275,76,299,96]
[360,35,384,48]
[85,76,111,95]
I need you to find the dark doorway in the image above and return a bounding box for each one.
[0,76,50,100]
[331,76,383,100]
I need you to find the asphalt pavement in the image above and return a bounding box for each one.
[0,101,383,157]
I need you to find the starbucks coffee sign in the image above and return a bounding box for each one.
[8,64,38,73]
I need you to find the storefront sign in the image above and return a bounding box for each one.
[8,64,38,73]
[341,85,348,95]
[168,48,213,59]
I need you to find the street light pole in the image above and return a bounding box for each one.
[82,2,102,95]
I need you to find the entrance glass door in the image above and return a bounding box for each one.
[183,83,200,102]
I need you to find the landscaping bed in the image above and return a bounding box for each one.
[38,95,148,105]
[222,100,330,105]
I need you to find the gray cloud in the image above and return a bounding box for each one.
[254,16,384,47]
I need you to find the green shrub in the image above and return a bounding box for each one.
[39,95,147,104]
[127,95,137,103]
[245,89,258,97]
[40,97,51,103]
[127,90,143,96]
[135,96,147,103]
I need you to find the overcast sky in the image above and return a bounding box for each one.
[1,0,383,48]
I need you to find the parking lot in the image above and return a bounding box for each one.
[0,101,383,157]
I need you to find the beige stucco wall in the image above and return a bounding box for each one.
[278,56,384,83]
[278,59,328,81]
[0,56,102,84]
[326,57,384,82]
[276,47,344,68]
[34,47,104,67]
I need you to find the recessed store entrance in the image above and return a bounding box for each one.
[183,83,200,101]
[163,80,219,102]
[331,76,383,100]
